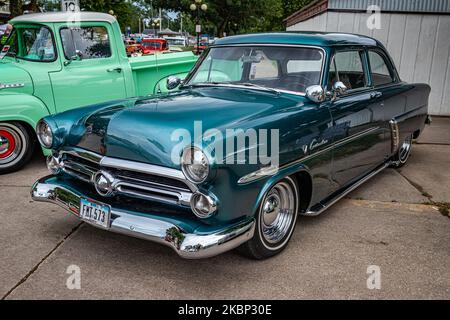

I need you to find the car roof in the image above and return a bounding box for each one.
[214,32,380,47]
[10,12,117,24]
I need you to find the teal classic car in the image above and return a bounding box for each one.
[32,32,431,259]
[0,12,197,173]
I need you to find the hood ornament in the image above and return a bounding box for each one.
[0,83,25,90]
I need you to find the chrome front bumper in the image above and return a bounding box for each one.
[31,176,255,259]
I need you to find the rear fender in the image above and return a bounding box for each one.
[391,83,431,151]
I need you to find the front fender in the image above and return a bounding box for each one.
[0,93,51,130]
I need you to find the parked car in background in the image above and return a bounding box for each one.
[165,36,188,52]
[0,12,197,173]
[141,38,169,55]
[124,38,142,57]
[194,41,209,54]
[32,32,430,260]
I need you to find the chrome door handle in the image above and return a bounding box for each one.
[370,91,382,99]
[107,67,122,73]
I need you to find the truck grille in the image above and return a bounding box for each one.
[60,149,193,207]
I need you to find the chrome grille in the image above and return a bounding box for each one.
[59,149,194,207]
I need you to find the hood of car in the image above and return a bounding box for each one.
[59,87,306,168]
[0,62,34,95]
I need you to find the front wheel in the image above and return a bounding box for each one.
[0,122,35,174]
[390,134,413,168]
[239,176,299,260]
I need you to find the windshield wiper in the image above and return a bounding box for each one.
[239,83,280,95]
[185,82,280,94]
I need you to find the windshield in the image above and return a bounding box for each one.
[186,46,324,94]
[5,25,56,62]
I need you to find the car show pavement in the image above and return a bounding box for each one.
[0,119,449,300]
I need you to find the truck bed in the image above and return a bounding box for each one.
[129,52,198,96]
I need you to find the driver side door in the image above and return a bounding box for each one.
[50,23,127,113]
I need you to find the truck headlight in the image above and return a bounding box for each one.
[36,119,53,149]
[181,147,209,183]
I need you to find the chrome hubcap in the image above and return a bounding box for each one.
[399,136,412,163]
[0,136,10,154]
[261,181,296,244]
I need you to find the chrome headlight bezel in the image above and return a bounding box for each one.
[36,119,54,149]
[181,146,210,184]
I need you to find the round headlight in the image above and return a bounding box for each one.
[181,147,209,183]
[36,119,53,149]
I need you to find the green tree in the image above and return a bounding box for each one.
[150,0,284,37]
[283,0,315,17]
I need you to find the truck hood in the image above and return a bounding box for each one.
[0,62,34,95]
[60,87,305,168]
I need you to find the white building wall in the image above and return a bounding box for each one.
[287,12,450,116]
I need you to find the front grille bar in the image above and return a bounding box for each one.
[58,148,194,207]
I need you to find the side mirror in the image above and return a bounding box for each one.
[333,81,347,96]
[64,50,83,66]
[306,85,325,103]
[167,76,182,91]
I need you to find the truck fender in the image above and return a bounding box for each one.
[0,93,51,147]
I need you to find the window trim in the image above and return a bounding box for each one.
[367,48,397,88]
[59,25,113,61]
[5,24,58,63]
[329,48,369,94]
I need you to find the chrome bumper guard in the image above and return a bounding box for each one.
[31,177,255,259]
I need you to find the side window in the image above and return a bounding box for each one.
[368,50,395,87]
[60,26,111,60]
[332,50,367,91]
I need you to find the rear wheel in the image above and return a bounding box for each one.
[239,176,299,260]
[0,122,35,174]
[390,134,413,168]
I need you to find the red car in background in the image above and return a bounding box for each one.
[141,38,169,55]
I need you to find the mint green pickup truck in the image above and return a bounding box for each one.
[0,12,197,173]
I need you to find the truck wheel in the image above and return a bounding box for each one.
[390,134,413,168]
[0,122,35,174]
[238,176,299,260]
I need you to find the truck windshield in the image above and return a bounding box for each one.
[5,25,56,62]
[185,46,324,94]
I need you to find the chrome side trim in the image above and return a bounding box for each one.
[31,177,255,259]
[390,119,400,153]
[303,162,389,216]
[238,126,380,185]
[0,83,25,90]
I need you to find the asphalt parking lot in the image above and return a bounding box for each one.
[0,118,449,300]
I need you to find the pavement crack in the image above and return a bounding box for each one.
[396,170,433,200]
[1,222,84,300]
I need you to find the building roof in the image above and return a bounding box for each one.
[285,0,450,27]
[10,12,117,24]
[214,32,379,47]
